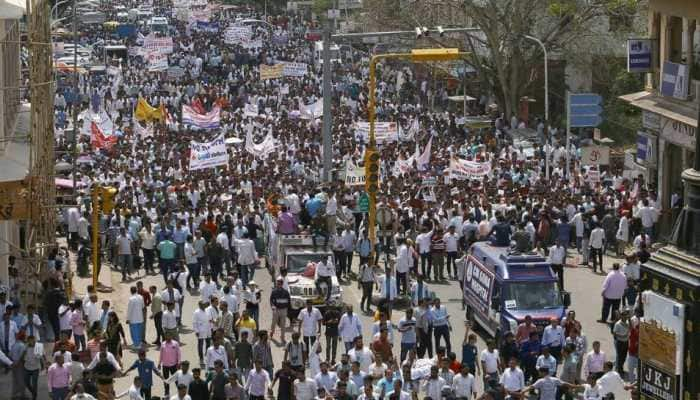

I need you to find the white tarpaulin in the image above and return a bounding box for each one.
[189,134,229,170]
[355,121,398,144]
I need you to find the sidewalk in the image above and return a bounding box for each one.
[0,245,118,400]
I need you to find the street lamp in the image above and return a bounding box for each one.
[523,34,550,180]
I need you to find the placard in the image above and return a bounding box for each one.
[282,62,308,77]
[580,146,610,165]
[449,158,491,180]
[142,36,173,54]
[260,64,284,80]
[189,134,229,170]
[354,121,398,144]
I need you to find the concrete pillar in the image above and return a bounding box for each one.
[647,11,660,90]
[683,18,695,67]
[660,15,671,65]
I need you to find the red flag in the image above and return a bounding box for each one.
[191,98,206,114]
[90,122,117,150]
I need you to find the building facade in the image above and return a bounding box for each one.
[621,0,700,237]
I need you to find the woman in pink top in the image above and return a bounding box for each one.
[69,300,86,351]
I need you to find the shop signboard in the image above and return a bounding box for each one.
[661,61,689,100]
[640,362,677,400]
[643,111,661,131]
[627,38,653,73]
[660,117,696,151]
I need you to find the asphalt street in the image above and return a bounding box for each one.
[9,250,629,399]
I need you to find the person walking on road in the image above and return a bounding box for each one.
[598,263,626,324]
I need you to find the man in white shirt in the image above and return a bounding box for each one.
[378,265,398,318]
[198,274,219,304]
[443,225,460,280]
[347,337,374,374]
[589,223,605,273]
[162,281,183,326]
[395,239,412,296]
[453,364,477,399]
[126,286,146,348]
[480,341,501,384]
[636,199,657,242]
[338,306,362,351]
[192,301,212,365]
[421,366,446,400]
[415,227,433,278]
[500,358,525,397]
[314,257,335,301]
[293,369,317,400]
[548,241,567,290]
[297,300,322,351]
[82,293,100,327]
[205,337,229,370]
[622,254,640,308]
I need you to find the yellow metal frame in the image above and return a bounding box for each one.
[365,49,468,258]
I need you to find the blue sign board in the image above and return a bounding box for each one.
[569,93,603,128]
[627,39,652,73]
[637,135,648,161]
[660,61,689,100]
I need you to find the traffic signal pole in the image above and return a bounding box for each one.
[91,186,101,289]
[365,49,468,262]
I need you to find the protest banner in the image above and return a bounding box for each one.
[224,26,252,44]
[260,64,284,80]
[449,158,492,180]
[244,104,259,117]
[354,121,399,144]
[282,62,308,77]
[146,51,169,72]
[167,66,186,80]
[142,36,173,54]
[182,105,221,129]
[189,134,229,170]
[245,128,277,159]
[241,38,263,49]
[343,162,382,186]
[300,100,323,119]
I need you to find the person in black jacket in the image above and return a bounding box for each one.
[269,278,291,342]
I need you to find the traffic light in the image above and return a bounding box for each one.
[101,187,118,214]
[365,149,380,195]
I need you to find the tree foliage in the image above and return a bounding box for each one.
[358,0,645,122]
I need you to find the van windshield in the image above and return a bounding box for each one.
[503,281,562,310]
[286,253,333,273]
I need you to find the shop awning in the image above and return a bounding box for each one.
[619,90,698,128]
[0,0,26,19]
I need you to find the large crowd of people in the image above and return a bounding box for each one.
[0,2,662,400]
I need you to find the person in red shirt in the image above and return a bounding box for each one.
[448,351,462,374]
[628,312,641,382]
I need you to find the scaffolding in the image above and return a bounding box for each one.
[23,0,56,306]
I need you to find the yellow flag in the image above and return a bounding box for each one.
[135,97,157,122]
